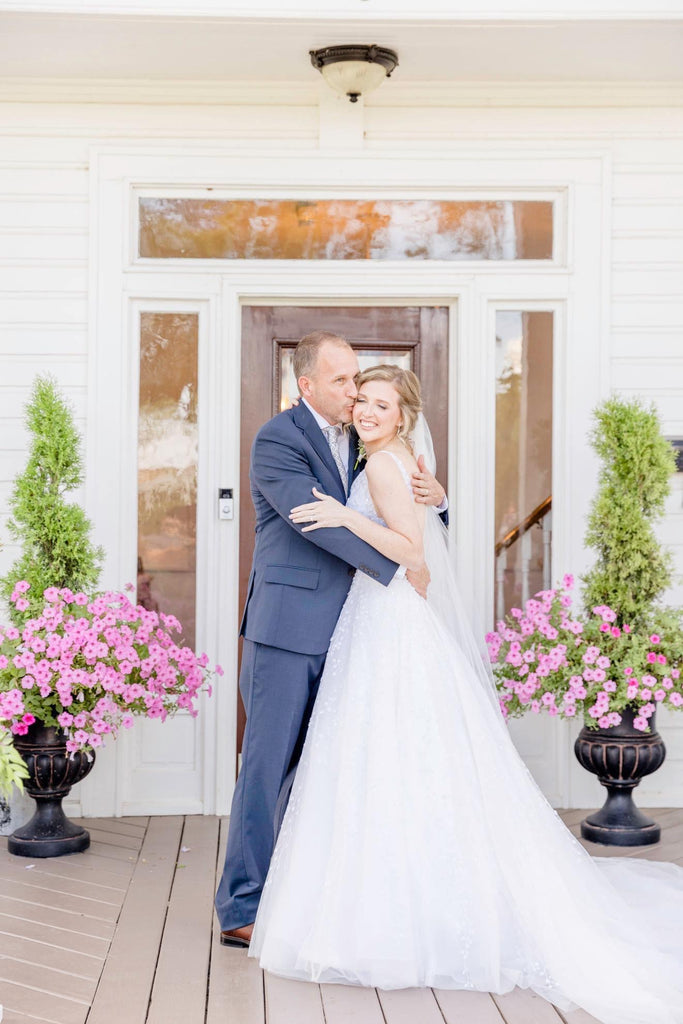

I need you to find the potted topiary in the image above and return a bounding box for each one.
[488,397,682,847]
[0,377,219,856]
[0,375,104,624]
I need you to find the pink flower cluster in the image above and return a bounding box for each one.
[486,576,683,732]
[0,584,221,754]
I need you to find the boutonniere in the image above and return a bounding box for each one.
[354,439,367,471]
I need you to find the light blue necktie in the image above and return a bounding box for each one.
[323,425,348,496]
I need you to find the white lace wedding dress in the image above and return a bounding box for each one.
[250,454,683,1024]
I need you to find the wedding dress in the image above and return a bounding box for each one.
[250,452,683,1024]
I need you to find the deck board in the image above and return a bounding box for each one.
[0,895,115,938]
[492,987,564,1022]
[86,816,183,1024]
[0,861,127,902]
[320,983,386,1024]
[265,974,326,1024]
[557,1009,603,1024]
[0,954,97,1006]
[378,987,445,1023]
[0,913,111,958]
[0,978,91,1024]
[13,852,136,882]
[434,989,506,1023]
[0,931,102,979]
[0,808,679,1024]
[146,815,220,1024]
[206,817,266,1024]
[0,877,120,921]
[72,818,147,840]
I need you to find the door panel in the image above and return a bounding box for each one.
[238,305,449,754]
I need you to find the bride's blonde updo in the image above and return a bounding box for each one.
[354,364,422,447]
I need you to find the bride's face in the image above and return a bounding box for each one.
[353,381,403,449]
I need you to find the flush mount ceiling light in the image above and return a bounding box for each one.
[309,44,399,103]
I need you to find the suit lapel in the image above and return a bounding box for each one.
[292,401,347,500]
[348,426,364,485]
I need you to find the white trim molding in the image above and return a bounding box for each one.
[2,78,683,108]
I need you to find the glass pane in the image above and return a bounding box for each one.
[494,311,553,621]
[138,312,198,650]
[279,347,412,412]
[140,198,553,261]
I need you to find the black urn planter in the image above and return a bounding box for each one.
[8,722,95,858]
[574,706,665,847]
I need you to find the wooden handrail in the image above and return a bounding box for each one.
[495,495,552,557]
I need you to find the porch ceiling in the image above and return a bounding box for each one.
[1,12,683,84]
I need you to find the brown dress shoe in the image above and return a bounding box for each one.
[220,923,254,948]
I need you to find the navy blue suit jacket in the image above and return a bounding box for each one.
[240,402,399,656]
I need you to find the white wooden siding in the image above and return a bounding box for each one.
[0,94,682,808]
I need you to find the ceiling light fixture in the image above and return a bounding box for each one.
[309,44,399,103]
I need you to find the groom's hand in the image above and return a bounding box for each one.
[406,563,430,600]
[412,455,446,506]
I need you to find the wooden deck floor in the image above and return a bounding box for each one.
[0,809,681,1024]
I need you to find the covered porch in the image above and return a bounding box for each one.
[1,810,681,1024]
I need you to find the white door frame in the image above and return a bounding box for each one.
[85,144,609,815]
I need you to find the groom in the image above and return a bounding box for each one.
[215,330,447,946]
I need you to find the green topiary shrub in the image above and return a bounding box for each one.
[582,396,677,628]
[0,376,104,626]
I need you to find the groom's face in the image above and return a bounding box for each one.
[300,342,360,426]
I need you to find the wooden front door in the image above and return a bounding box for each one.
[238,305,449,752]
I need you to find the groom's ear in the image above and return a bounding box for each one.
[298,376,313,400]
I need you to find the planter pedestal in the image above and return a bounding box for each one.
[574,707,665,847]
[7,723,95,858]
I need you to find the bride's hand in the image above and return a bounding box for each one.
[290,488,348,532]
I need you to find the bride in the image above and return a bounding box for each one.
[249,364,683,1024]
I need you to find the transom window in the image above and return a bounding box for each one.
[138,198,554,261]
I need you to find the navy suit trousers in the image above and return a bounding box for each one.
[215,639,327,930]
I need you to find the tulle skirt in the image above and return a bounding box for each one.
[250,573,683,1024]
